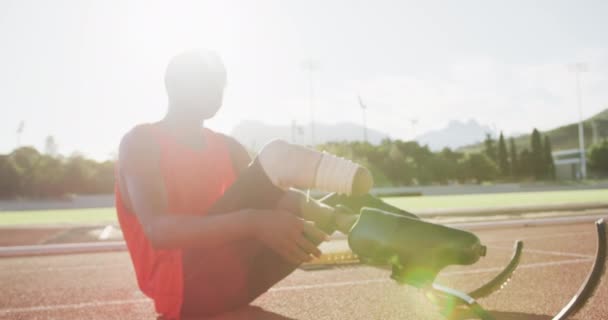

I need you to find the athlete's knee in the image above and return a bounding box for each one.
[256,139,373,195]
[257,139,318,189]
[257,139,295,172]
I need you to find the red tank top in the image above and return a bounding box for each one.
[115,124,236,320]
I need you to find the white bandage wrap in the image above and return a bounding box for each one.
[257,139,359,195]
[258,140,320,190]
[314,152,359,195]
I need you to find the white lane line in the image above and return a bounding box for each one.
[452,215,607,231]
[270,258,592,292]
[4,263,129,274]
[270,278,389,292]
[0,231,590,274]
[2,215,603,258]
[489,245,594,259]
[98,225,114,241]
[0,298,151,315]
[0,257,592,315]
[482,231,589,244]
[441,258,592,277]
[0,241,126,257]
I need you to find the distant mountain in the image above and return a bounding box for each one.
[415,119,494,151]
[458,108,608,153]
[231,108,608,153]
[230,121,389,150]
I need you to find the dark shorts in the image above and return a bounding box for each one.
[180,159,294,317]
[179,159,418,317]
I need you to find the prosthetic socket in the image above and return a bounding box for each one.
[305,193,487,288]
[348,208,487,288]
[257,140,373,196]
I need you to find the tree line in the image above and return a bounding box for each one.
[486,129,555,181]
[1,129,608,199]
[318,128,559,186]
[588,139,608,176]
[0,146,114,199]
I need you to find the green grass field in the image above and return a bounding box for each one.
[0,208,116,226]
[384,189,608,211]
[1,189,607,226]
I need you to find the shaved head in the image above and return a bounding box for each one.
[164,50,227,120]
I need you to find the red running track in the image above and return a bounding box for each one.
[1,222,607,320]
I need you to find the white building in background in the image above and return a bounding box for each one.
[552,149,584,180]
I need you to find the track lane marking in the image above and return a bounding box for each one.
[489,245,594,258]
[0,298,152,314]
[0,230,591,273]
[0,258,593,315]
[270,258,593,292]
[482,231,588,244]
[98,225,114,240]
[2,263,129,274]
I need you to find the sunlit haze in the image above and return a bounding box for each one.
[1,0,607,159]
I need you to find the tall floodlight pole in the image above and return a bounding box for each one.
[410,119,418,141]
[358,95,368,143]
[16,120,25,148]
[301,59,320,147]
[570,63,588,179]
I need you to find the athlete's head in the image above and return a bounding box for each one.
[164,50,227,120]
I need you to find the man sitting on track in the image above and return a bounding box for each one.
[115,50,374,319]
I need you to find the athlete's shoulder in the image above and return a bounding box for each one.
[214,132,239,149]
[119,123,160,168]
[214,132,251,173]
[214,133,246,154]
[121,123,157,147]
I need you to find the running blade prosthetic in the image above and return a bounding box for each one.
[320,192,420,220]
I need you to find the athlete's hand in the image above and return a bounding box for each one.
[252,210,329,265]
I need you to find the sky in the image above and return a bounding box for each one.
[1,0,607,160]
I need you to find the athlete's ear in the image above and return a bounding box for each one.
[256,139,373,196]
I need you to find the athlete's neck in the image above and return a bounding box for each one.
[161,111,206,149]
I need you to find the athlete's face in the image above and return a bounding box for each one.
[165,52,227,120]
[173,72,225,120]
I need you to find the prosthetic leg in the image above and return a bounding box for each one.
[202,140,605,319]
[245,140,605,320]
[310,193,607,320]
[308,199,488,287]
[320,192,419,220]
[309,195,523,320]
[348,208,486,287]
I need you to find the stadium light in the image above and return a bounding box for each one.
[358,95,368,143]
[410,119,418,141]
[16,120,25,148]
[569,62,589,179]
[301,59,320,147]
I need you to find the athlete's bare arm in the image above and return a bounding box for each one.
[117,127,324,264]
[221,133,252,174]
